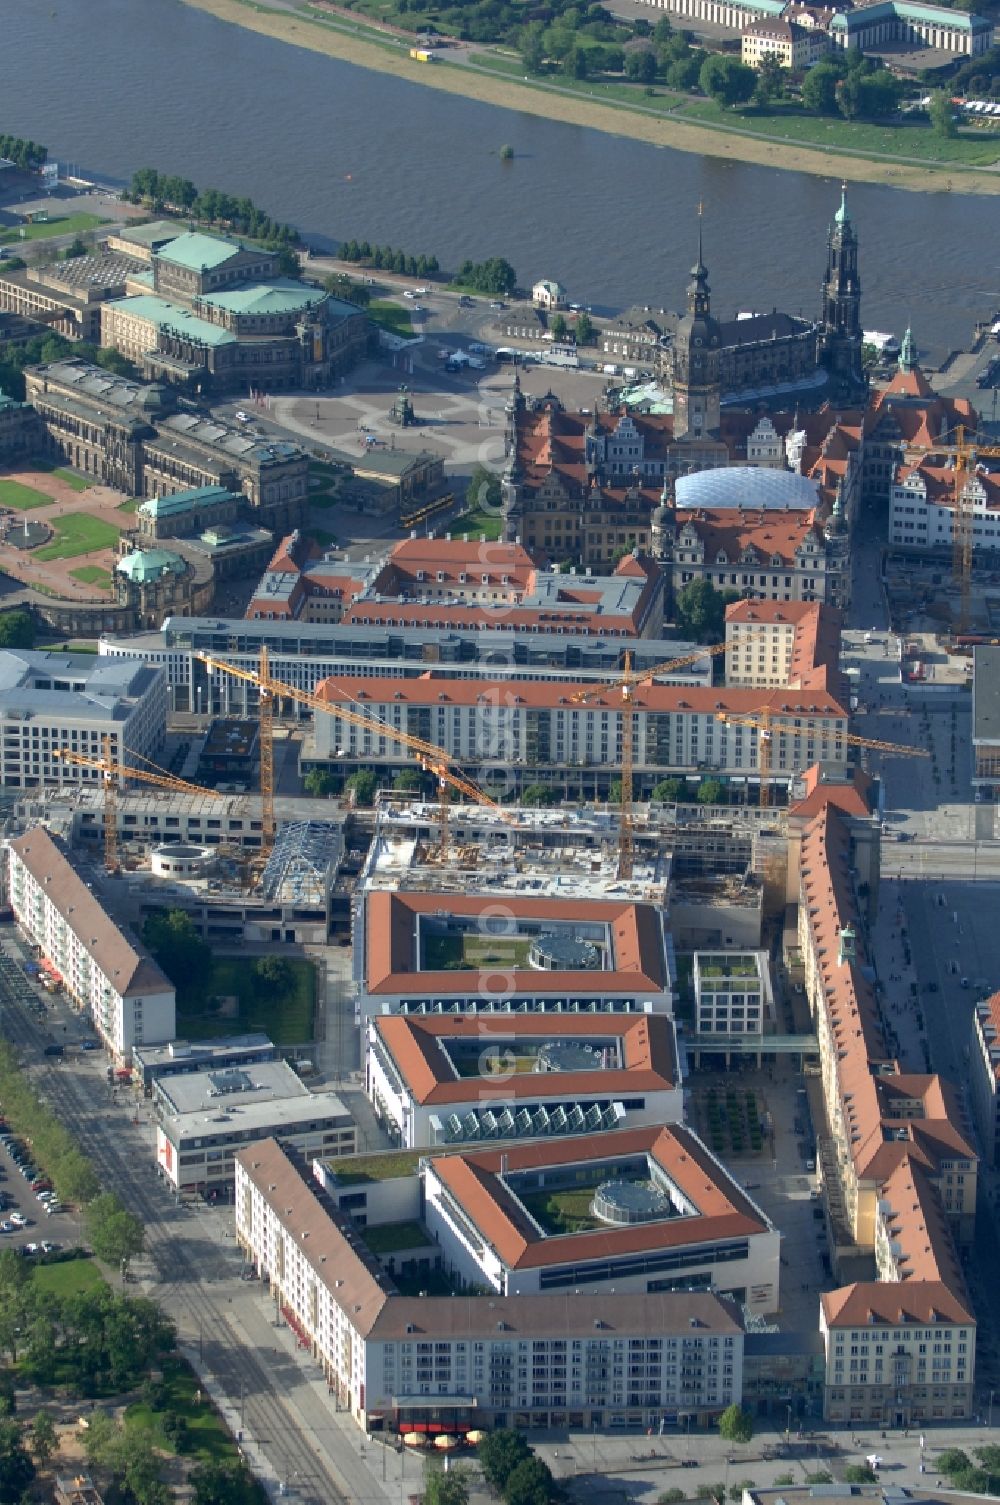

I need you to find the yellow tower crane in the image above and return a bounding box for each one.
[714,709,930,808]
[570,642,730,879]
[53,745,225,874]
[903,427,1000,635]
[194,653,512,856]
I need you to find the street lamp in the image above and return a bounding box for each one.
[786,1404,792,1443]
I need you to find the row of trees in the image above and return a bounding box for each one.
[338,240,440,277]
[0,1039,145,1266]
[0,136,47,171]
[0,329,133,403]
[125,169,298,252]
[935,1445,1000,1496]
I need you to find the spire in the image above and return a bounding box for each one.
[686,202,711,317]
[835,182,849,227]
[898,325,916,374]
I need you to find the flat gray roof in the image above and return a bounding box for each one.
[973,645,1000,744]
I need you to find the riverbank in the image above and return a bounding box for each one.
[179,0,1000,195]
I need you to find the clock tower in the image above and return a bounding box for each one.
[672,213,721,441]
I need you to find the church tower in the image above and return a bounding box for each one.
[672,211,721,441]
[501,373,526,544]
[898,325,916,375]
[818,185,864,397]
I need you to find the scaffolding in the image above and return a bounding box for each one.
[259,820,343,907]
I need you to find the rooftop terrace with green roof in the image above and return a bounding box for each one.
[107,294,237,347]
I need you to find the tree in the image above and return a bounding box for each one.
[424,1463,472,1505]
[839,68,901,119]
[0,1420,35,1505]
[800,62,841,114]
[345,769,378,807]
[574,310,596,345]
[674,578,737,642]
[254,955,292,991]
[929,88,957,136]
[53,1147,99,1205]
[667,53,702,90]
[937,1450,973,1477]
[142,908,210,993]
[519,20,547,72]
[652,778,683,802]
[626,47,658,83]
[697,777,724,805]
[304,767,337,798]
[504,1456,557,1505]
[753,52,785,106]
[521,783,558,807]
[454,257,517,297]
[717,1403,753,1444]
[0,611,34,650]
[699,54,756,108]
[29,1412,57,1466]
[731,1483,756,1501]
[85,1192,145,1273]
[843,1466,878,1484]
[94,346,136,377]
[466,462,501,515]
[550,313,568,342]
[191,1462,260,1505]
[479,1430,532,1492]
[659,1492,687,1505]
[63,236,88,259]
[393,768,425,793]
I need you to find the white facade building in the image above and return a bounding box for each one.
[312,675,849,792]
[969,992,1000,1169]
[6,826,175,1059]
[0,651,166,788]
[366,1012,682,1149]
[693,951,770,1037]
[154,1059,355,1194]
[236,1137,746,1434]
[889,461,1000,556]
[422,1126,781,1314]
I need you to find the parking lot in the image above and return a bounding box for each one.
[0,1131,81,1260]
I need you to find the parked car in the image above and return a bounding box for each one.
[80,1040,99,1051]
[0,1222,14,1235]
[45,1204,63,1216]
[9,1213,27,1228]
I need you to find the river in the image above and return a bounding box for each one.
[3,0,999,359]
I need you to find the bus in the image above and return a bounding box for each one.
[400,492,454,530]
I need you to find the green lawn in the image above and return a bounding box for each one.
[177,955,316,1045]
[0,211,108,246]
[448,506,502,542]
[50,467,92,491]
[518,1187,603,1235]
[360,1220,430,1254]
[32,1257,103,1299]
[0,478,53,510]
[469,51,683,112]
[34,512,120,560]
[117,498,140,513]
[677,97,1000,166]
[331,1149,427,1184]
[126,1355,250,1467]
[369,299,412,338]
[70,566,114,589]
[422,931,531,970]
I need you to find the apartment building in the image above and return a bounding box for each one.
[724,600,843,691]
[311,675,849,799]
[797,802,977,1423]
[0,651,167,789]
[366,1011,682,1148]
[969,992,1000,1167]
[235,1137,747,1434]
[6,827,175,1059]
[154,1060,355,1195]
[889,456,1000,557]
[671,507,839,606]
[741,15,828,65]
[422,1125,781,1313]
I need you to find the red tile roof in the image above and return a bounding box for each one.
[821,1280,974,1329]
[371,1011,678,1105]
[428,1124,771,1270]
[364,891,667,997]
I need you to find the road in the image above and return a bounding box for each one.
[0,938,389,1505]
